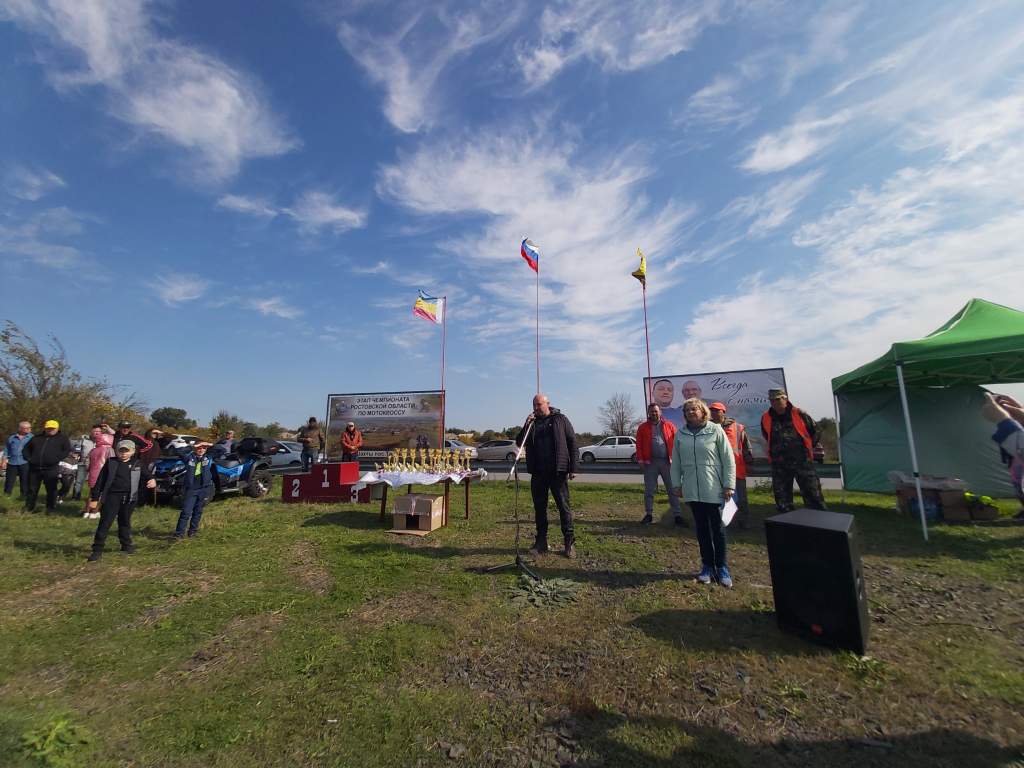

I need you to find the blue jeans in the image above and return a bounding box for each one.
[301,447,316,472]
[4,462,29,496]
[175,489,208,537]
[689,501,727,569]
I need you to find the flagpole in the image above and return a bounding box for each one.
[440,297,447,394]
[535,265,540,393]
[642,284,652,407]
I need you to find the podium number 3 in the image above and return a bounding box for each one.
[291,478,300,498]
[321,468,330,488]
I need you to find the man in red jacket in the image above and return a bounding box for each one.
[710,402,755,528]
[636,402,685,526]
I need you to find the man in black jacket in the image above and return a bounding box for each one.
[516,394,578,559]
[86,440,156,561]
[22,419,72,513]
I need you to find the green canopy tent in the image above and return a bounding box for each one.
[832,299,1024,540]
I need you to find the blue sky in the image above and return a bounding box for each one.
[2,0,1023,434]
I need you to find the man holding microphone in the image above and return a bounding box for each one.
[516,394,578,559]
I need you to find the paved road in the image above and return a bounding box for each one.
[275,462,845,490]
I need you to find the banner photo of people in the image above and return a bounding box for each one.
[325,391,445,459]
[642,368,787,458]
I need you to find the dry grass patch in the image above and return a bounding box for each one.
[286,539,333,596]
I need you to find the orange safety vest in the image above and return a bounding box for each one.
[761,408,813,463]
[723,421,748,479]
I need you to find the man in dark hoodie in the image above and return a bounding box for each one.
[22,419,72,513]
[86,439,156,561]
[516,394,578,559]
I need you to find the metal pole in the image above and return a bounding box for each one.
[440,297,447,450]
[833,394,846,505]
[895,364,929,542]
[642,285,652,407]
[535,267,540,393]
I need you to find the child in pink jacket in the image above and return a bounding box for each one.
[84,428,114,519]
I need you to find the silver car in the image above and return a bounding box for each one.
[268,440,305,469]
[476,439,524,462]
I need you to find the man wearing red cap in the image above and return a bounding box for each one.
[709,403,754,528]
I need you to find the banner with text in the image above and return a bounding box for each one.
[325,390,445,459]
[642,368,786,458]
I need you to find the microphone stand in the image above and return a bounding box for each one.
[486,418,539,580]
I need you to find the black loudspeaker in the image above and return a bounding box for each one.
[764,509,869,654]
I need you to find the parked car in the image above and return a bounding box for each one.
[268,440,305,470]
[476,439,525,462]
[813,443,826,464]
[578,436,637,463]
[444,438,478,459]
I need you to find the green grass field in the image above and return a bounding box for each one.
[1,483,1022,767]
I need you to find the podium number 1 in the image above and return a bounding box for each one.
[291,478,300,498]
[322,468,330,488]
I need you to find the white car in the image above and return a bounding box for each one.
[578,436,637,463]
[268,440,305,469]
[444,438,478,459]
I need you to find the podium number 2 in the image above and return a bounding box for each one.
[321,468,330,488]
[291,478,300,498]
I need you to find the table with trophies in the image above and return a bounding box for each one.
[359,447,487,526]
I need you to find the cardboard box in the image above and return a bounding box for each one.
[971,503,999,521]
[391,494,444,535]
[938,489,971,522]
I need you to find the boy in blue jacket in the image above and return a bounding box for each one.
[174,441,218,540]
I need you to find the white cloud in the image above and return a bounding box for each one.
[721,170,823,237]
[740,111,850,174]
[379,126,695,367]
[0,206,91,266]
[337,7,515,133]
[680,74,758,130]
[148,273,210,306]
[216,190,367,235]
[216,194,277,218]
[5,166,66,201]
[352,260,391,275]
[781,4,863,92]
[2,0,297,181]
[518,0,722,87]
[249,296,303,320]
[281,191,367,234]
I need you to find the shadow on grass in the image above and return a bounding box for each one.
[302,511,388,530]
[629,608,819,656]
[11,539,82,557]
[558,708,1021,768]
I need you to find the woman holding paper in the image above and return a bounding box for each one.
[670,398,736,587]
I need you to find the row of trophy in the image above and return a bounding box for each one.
[376,447,473,474]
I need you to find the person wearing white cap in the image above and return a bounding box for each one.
[21,419,72,513]
[341,421,363,463]
[86,439,156,561]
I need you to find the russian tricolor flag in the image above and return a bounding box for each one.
[520,237,540,273]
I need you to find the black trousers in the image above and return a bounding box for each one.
[530,471,574,545]
[92,492,136,552]
[26,466,59,511]
[341,451,357,463]
[4,463,29,496]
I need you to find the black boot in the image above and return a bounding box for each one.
[528,539,549,556]
[87,550,102,563]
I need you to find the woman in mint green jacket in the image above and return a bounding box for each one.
[670,398,736,587]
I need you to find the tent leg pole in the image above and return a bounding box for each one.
[896,364,929,542]
[833,394,846,506]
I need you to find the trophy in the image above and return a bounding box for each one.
[463,448,472,472]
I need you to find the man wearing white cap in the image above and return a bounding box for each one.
[21,419,72,513]
[86,439,156,561]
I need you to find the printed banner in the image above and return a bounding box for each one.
[642,368,787,458]
[325,391,445,459]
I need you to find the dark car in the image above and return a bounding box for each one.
[813,443,826,464]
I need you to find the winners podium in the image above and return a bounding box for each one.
[281,462,373,504]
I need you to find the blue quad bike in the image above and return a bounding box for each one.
[153,437,277,505]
